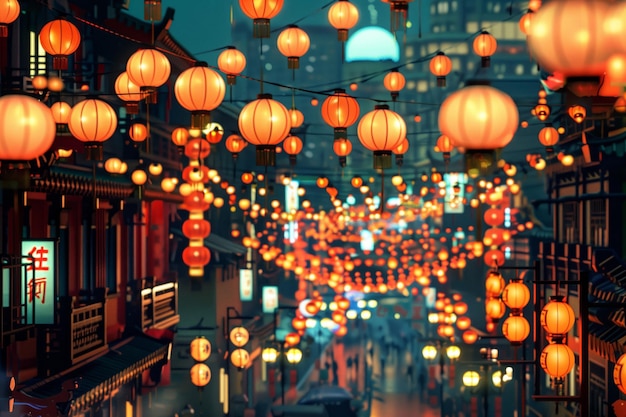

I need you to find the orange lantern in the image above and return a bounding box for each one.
[485,297,506,320]
[335,325,348,337]
[453,302,468,316]
[217,46,246,85]
[351,176,363,188]
[239,0,284,38]
[484,249,505,269]
[502,315,530,345]
[436,134,454,161]
[383,69,406,101]
[613,353,626,395]
[540,297,575,336]
[129,123,148,142]
[357,104,406,169]
[190,363,211,387]
[184,138,211,160]
[175,62,226,130]
[502,280,530,312]
[284,332,301,347]
[230,348,250,368]
[241,172,254,185]
[327,0,359,41]
[483,207,504,227]
[183,191,211,211]
[0,0,19,37]
[0,94,56,162]
[289,108,304,128]
[238,93,291,166]
[189,337,212,362]
[171,127,189,150]
[456,316,471,330]
[473,31,497,67]
[316,176,329,188]
[183,219,211,240]
[519,10,533,36]
[462,329,478,344]
[126,48,171,103]
[321,89,360,139]
[485,270,505,297]
[537,125,559,152]
[429,52,452,87]
[50,101,72,131]
[392,137,409,166]
[568,105,586,123]
[115,72,144,114]
[336,297,350,311]
[283,135,303,165]
[292,316,307,332]
[225,134,247,159]
[68,99,117,160]
[206,125,224,144]
[540,342,575,379]
[277,25,310,69]
[333,138,352,167]
[39,18,81,70]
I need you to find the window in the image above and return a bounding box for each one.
[29,31,46,78]
[561,201,579,243]
[437,1,449,14]
[588,199,607,246]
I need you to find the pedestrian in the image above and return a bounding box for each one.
[332,359,339,385]
[407,362,414,387]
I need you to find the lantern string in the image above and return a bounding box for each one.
[417,0,422,39]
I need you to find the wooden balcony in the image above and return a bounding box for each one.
[126,276,179,333]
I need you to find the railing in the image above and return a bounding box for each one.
[1,255,36,348]
[126,276,179,332]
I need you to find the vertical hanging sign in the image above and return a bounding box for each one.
[262,286,278,313]
[240,269,253,301]
[21,239,57,324]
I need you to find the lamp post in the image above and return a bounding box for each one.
[422,340,461,417]
[461,347,512,417]
[262,341,302,405]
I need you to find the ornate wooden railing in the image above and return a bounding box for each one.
[126,276,179,332]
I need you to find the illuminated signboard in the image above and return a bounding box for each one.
[443,172,467,214]
[262,286,278,314]
[21,239,57,324]
[284,180,300,244]
[239,269,253,301]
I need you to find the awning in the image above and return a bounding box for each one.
[15,335,171,416]
[205,233,246,256]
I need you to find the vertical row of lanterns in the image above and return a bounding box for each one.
[539,296,576,386]
[501,276,531,345]
[484,270,506,332]
[190,336,212,388]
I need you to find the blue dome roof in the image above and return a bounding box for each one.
[345,26,400,62]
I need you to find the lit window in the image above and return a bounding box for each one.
[29,31,46,78]
[515,64,524,75]
[466,22,478,34]
[438,2,449,14]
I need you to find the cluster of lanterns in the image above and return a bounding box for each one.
[189,336,212,388]
[539,297,576,384]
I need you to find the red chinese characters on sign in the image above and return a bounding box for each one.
[26,246,50,304]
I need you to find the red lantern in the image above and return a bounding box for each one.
[357,104,406,169]
[238,94,291,166]
[182,245,211,268]
[0,0,19,37]
[185,138,211,160]
[183,219,211,240]
[484,249,505,268]
[277,25,310,69]
[473,31,497,67]
[183,191,211,211]
[0,95,56,161]
[291,316,307,332]
[462,329,478,344]
[327,0,359,41]
[321,89,360,140]
[175,62,225,130]
[217,46,246,85]
[383,69,406,101]
[239,0,284,38]
[429,52,452,87]
[336,296,350,311]
[284,332,301,347]
[68,99,117,160]
[182,165,209,184]
[206,125,224,144]
[39,19,81,70]
[483,207,504,227]
[614,353,626,395]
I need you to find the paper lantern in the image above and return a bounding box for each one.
[333,138,352,167]
[613,353,626,395]
[190,363,211,387]
[284,332,301,347]
[50,101,72,129]
[182,219,211,240]
[502,315,530,345]
[321,89,360,139]
[541,298,576,336]
[277,25,310,69]
[230,348,250,368]
[485,297,506,320]
[217,46,246,85]
[538,125,559,152]
[104,158,127,175]
[357,104,406,169]
[39,19,81,70]
[462,329,478,344]
[422,345,437,360]
[229,326,250,347]
[540,343,575,379]
[129,123,148,142]
[115,72,144,114]
[239,0,284,38]
[430,52,452,87]
[485,270,505,297]
[68,99,117,160]
[383,69,406,101]
[175,62,225,130]
[473,31,497,67]
[502,280,530,312]
[126,48,171,102]
[328,0,359,41]
[190,337,212,362]
[225,134,247,158]
[0,0,19,37]
[182,245,211,271]
[289,108,304,128]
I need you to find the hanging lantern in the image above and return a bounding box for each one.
[286,348,303,364]
[483,207,504,227]
[392,137,409,166]
[238,93,291,166]
[239,0,284,38]
[229,326,250,347]
[614,353,626,395]
[357,104,406,169]
[217,46,246,85]
[328,0,359,41]
[568,105,586,123]
[277,25,310,69]
[540,297,576,336]
[533,103,551,122]
[333,138,352,167]
[183,219,211,240]
[190,337,212,362]
[289,108,305,128]
[182,245,211,275]
[190,363,211,387]
[205,123,224,144]
[321,89,360,140]
[225,134,247,159]
[104,158,128,175]
[537,124,559,152]
[115,72,144,114]
[39,18,81,70]
[283,135,303,165]
[473,31,497,68]
[131,169,147,186]
[0,0,19,37]
[436,134,454,161]
[129,123,148,142]
[316,176,329,188]
[126,48,171,104]
[502,315,530,345]
[485,297,506,320]
[383,69,406,101]
[421,345,437,360]
[485,270,505,297]
[185,138,211,160]
[50,101,72,134]
[230,348,250,368]
[462,329,478,344]
[175,62,226,130]
[527,0,611,77]
[68,99,117,161]
[519,10,533,36]
[439,85,518,178]
[284,332,301,347]
[380,0,413,33]
[540,342,575,379]
[430,52,452,87]
[144,0,162,21]
[171,127,189,152]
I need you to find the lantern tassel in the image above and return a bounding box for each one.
[379,169,385,214]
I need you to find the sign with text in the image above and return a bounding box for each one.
[262,286,278,313]
[21,239,57,324]
[239,269,253,301]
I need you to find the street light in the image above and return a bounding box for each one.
[422,340,462,417]
[461,347,511,417]
[262,340,302,405]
